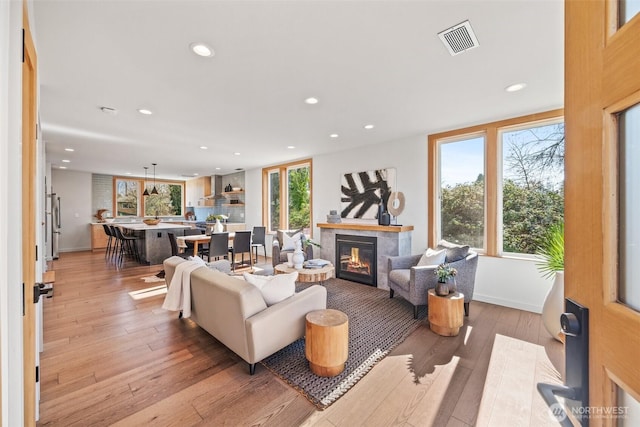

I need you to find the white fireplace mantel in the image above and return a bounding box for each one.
[318,222,413,289]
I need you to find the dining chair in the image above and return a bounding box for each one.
[250,226,266,264]
[102,224,114,261]
[168,233,190,259]
[228,230,252,271]
[201,232,229,262]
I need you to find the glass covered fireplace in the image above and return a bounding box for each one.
[335,234,377,286]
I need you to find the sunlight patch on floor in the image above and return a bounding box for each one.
[128,285,167,300]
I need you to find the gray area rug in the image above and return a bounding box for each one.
[260,277,427,409]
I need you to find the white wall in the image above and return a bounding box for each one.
[51,169,93,252]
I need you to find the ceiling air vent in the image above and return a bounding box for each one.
[438,20,479,56]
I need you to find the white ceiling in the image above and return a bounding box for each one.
[33,0,564,181]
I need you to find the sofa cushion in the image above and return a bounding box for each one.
[243,272,298,306]
[388,269,411,291]
[437,240,470,263]
[417,248,446,267]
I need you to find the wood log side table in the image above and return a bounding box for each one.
[427,289,464,337]
[305,309,349,377]
[274,263,334,285]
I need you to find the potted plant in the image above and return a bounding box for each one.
[536,222,565,342]
[434,263,457,295]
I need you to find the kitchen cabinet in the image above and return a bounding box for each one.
[186,176,213,207]
[91,224,110,251]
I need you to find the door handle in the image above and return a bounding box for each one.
[537,298,589,426]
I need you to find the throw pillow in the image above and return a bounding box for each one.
[243,272,298,306]
[417,248,447,267]
[277,229,303,249]
[436,240,470,263]
[281,232,302,251]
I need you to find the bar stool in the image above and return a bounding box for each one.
[102,224,114,260]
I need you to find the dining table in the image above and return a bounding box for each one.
[178,232,236,257]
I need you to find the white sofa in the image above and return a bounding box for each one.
[163,256,327,374]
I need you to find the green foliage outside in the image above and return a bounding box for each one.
[288,167,310,230]
[270,171,280,231]
[441,175,485,248]
[144,184,182,216]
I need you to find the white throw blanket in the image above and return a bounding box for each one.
[162,259,204,318]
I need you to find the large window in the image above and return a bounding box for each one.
[429,109,564,256]
[113,177,184,217]
[263,159,312,234]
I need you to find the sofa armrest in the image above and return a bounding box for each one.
[388,254,422,271]
[245,285,327,363]
[272,239,282,267]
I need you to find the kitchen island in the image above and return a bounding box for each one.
[118,222,192,265]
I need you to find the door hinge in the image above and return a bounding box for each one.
[35,366,39,383]
[35,244,38,262]
[22,283,25,316]
[22,29,25,63]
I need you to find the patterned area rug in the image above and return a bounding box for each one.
[260,278,427,409]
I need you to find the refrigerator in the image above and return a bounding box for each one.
[51,193,61,259]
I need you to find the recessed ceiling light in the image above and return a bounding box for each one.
[215,167,221,170]
[234,152,241,155]
[59,166,67,169]
[62,159,70,163]
[363,124,375,130]
[200,146,208,150]
[138,109,153,115]
[64,148,75,152]
[304,97,319,105]
[193,173,199,176]
[125,172,132,175]
[287,145,295,149]
[190,42,214,57]
[330,133,339,138]
[505,83,527,92]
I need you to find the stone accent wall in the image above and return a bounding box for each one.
[319,224,412,289]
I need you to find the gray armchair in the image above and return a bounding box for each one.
[387,250,478,319]
[271,230,313,267]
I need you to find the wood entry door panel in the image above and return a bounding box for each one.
[565,1,640,425]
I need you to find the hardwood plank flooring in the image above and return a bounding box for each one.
[38,251,563,426]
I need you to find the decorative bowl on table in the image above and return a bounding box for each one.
[143,218,161,226]
[104,218,115,223]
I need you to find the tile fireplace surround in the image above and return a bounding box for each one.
[317,222,413,289]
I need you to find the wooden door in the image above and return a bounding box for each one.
[22,3,38,425]
[565,1,640,425]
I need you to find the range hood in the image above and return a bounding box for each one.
[205,175,224,199]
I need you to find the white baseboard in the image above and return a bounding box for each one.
[472,292,542,314]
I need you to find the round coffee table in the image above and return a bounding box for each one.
[274,263,334,285]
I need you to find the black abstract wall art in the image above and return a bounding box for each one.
[341,168,396,219]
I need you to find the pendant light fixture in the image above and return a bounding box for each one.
[151,163,158,195]
[142,166,150,196]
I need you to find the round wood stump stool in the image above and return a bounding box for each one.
[428,290,464,336]
[305,309,349,377]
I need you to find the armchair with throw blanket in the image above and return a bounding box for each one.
[387,240,478,319]
[272,229,313,268]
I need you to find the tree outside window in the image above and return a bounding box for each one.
[430,109,564,256]
[264,160,312,234]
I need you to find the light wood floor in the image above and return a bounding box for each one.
[38,251,564,426]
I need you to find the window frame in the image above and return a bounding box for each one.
[112,176,185,218]
[428,109,564,257]
[262,158,313,235]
